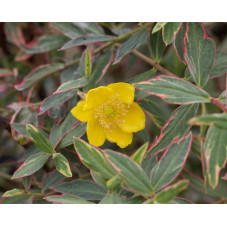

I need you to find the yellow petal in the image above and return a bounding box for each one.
[84,86,114,110]
[107,82,135,104]
[87,119,106,147]
[106,126,133,148]
[120,102,145,133]
[71,101,92,122]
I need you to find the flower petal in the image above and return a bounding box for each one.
[106,127,133,148]
[120,102,145,133]
[87,119,106,147]
[107,82,135,104]
[84,86,114,110]
[71,101,92,122]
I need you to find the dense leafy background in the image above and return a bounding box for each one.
[0,22,226,204]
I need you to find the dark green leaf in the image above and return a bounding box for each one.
[141,156,157,179]
[23,176,31,191]
[75,22,104,35]
[60,35,115,50]
[52,180,107,200]
[114,28,149,63]
[209,52,227,79]
[15,63,64,91]
[42,171,65,192]
[148,29,165,63]
[22,35,68,54]
[127,69,156,84]
[99,193,122,204]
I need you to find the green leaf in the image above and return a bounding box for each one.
[15,63,64,91]
[45,194,94,204]
[57,123,86,149]
[73,138,116,179]
[52,180,107,200]
[0,68,13,77]
[50,113,77,147]
[42,170,65,192]
[188,113,227,130]
[106,175,122,192]
[59,35,115,50]
[114,28,149,63]
[21,35,68,54]
[84,48,92,77]
[131,142,149,165]
[127,68,156,84]
[53,153,72,177]
[90,171,107,187]
[141,156,157,179]
[218,90,226,104]
[39,79,87,115]
[184,22,216,87]
[203,126,227,188]
[84,49,113,91]
[162,22,181,45]
[23,176,31,191]
[150,133,192,191]
[11,123,29,138]
[155,180,189,203]
[104,150,153,196]
[138,98,168,128]
[99,193,122,204]
[75,22,104,35]
[12,152,50,179]
[209,52,227,79]
[26,124,55,155]
[173,22,187,63]
[134,75,210,104]
[148,29,165,63]
[152,22,167,34]
[2,188,25,197]
[147,104,198,156]
[52,22,85,38]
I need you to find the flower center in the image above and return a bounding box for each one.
[94,94,130,131]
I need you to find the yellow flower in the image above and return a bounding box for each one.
[71,83,145,148]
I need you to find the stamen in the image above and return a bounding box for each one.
[94,94,130,131]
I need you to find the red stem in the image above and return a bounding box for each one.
[210,97,227,112]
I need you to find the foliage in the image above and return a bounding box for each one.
[0,22,226,204]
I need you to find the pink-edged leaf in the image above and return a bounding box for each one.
[209,51,227,79]
[45,194,94,204]
[4,22,26,47]
[184,22,216,87]
[114,27,149,64]
[147,104,198,156]
[15,63,64,91]
[21,35,68,54]
[84,48,113,91]
[51,22,85,39]
[59,34,115,50]
[12,152,50,179]
[74,22,105,35]
[222,173,227,181]
[0,68,13,78]
[162,22,182,45]
[203,126,227,189]
[134,75,210,104]
[38,78,87,115]
[150,133,192,191]
[173,22,187,63]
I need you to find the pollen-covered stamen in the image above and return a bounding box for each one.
[94,94,130,131]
